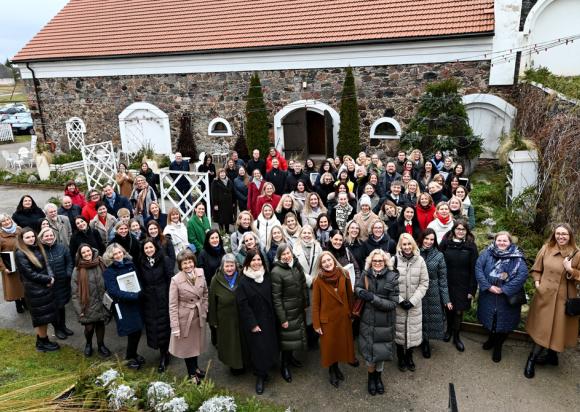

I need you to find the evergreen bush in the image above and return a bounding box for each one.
[176,112,198,160]
[245,73,270,156]
[336,67,361,157]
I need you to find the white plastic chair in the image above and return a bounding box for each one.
[18,147,32,168]
[2,150,23,171]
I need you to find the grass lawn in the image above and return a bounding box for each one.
[0,134,31,145]
[0,84,27,105]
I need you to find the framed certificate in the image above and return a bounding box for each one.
[1,251,16,272]
[343,263,356,291]
[116,271,141,293]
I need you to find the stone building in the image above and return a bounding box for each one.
[12,0,574,159]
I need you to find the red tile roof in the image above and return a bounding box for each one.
[13,0,494,62]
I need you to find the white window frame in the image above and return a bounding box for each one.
[370,117,402,140]
[208,117,233,137]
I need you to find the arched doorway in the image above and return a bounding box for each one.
[118,102,172,155]
[273,100,340,159]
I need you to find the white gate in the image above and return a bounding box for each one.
[81,141,118,191]
[159,169,211,222]
[65,117,86,151]
[0,124,14,142]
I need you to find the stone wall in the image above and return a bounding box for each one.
[24,61,491,155]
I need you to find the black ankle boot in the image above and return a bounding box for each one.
[84,342,93,357]
[280,353,292,383]
[54,329,67,340]
[158,354,167,373]
[524,353,537,379]
[255,376,265,395]
[329,366,339,388]
[374,371,384,395]
[98,344,112,357]
[421,339,431,359]
[62,326,74,336]
[334,363,344,381]
[482,332,495,350]
[367,372,377,396]
[453,331,465,352]
[536,349,559,366]
[492,334,506,363]
[36,336,60,352]
[15,300,25,314]
[397,344,407,372]
[406,348,416,372]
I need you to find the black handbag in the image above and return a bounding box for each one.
[506,288,527,307]
[564,249,580,317]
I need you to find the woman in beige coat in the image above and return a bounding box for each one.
[524,223,580,379]
[169,250,209,384]
[394,233,429,372]
[0,214,25,313]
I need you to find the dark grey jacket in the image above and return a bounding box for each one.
[356,267,399,363]
[420,247,450,340]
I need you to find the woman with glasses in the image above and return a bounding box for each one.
[356,249,399,396]
[439,219,479,352]
[82,190,103,222]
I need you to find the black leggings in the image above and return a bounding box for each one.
[52,307,67,330]
[184,356,199,376]
[126,330,142,359]
[84,321,105,345]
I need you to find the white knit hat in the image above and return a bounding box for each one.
[359,194,372,207]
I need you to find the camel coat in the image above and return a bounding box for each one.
[168,269,209,359]
[0,227,24,301]
[526,245,580,352]
[312,273,356,367]
[394,253,429,349]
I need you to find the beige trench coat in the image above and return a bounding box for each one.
[168,269,209,359]
[526,245,580,352]
[394,253,429,349]
[0,227,24,301]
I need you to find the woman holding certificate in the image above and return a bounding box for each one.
[0,214,25,314]
[103,243,144,370]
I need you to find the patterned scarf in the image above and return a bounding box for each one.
[335,204,353,231]
[487,243,525,285]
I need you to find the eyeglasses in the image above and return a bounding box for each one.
[455,227,466,232]
[371,259,384,263]
[555,233,569,237]
[90,194,100,198]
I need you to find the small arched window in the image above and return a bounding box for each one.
[208,117,233,136]
[370,117,401,140]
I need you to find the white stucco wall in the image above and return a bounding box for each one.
[489,0,522,86]
[522,0,580,76]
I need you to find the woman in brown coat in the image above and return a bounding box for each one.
[169,250,208,384]
[312,251,356,388]
[0,214,25,313]
[524,223,580,379]
[115,162,135,198]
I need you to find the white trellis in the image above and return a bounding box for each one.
[65,117,86,151]
[159,169,211,222]
[0,124,14,142]
[81,141,118,191]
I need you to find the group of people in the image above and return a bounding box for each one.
[0,146,578,396]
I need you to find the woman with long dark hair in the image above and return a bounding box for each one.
[15,227,60,352]
[70,215,105,259]
[146,220,176,270]
[197,229,226,286]
[439,219,479,352]
[12,195,45,233]
[137,238,173,372]
[237,250,278,394]
[211,168,235,231]
[388,205,421,243]
[344,221,367,270]
[144,201,168,231]
[71,244,111,357]
[111,221,141,261]
[233,166,249,212]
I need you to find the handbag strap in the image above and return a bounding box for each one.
[564,249,579,300]
[363,274,368,291]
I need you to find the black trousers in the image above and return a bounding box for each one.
[126,330,142,359]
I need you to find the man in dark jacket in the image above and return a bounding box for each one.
[380,162,402,198]
[169,152,192,211]
[385,180,404,207]
[102,184,133,217]
[246,149,266,176]
[231,151,246,169]
[285,162,312,192]
[395,151,407,174]
[58,196,82,230]
[265,158,287,195]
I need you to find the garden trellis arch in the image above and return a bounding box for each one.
[66,117,86,151]
[159,169,211,222]
[81,141,118,191]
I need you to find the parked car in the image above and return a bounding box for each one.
[1,112,33,134]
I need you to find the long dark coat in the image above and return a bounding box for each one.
[363,234,396,256]
[112,233,141,262]
[475,246,529,333]
[103,259,143,337]
[211,178,235,226]
[198,247,225,287]
[70,228,105,259]
[312,273,356,367]
[208,269,246,369]
[12,208,45,233]
[420,247,450,340]
[270,260,308,351]
[0,227,24,301]
[15,247,57,327]
[233,177,248,211]
[356,268,399,363]
[44,242,73,308]
[236,275,278,376]
[346,240,367,271]
[137,252,172,349]
[440,238,479,311]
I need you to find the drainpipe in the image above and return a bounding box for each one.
[25,63,47,142]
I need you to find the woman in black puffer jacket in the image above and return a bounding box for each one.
[270,243,308,383]
[70,216,105,258]
[15,227,60,352]
[39,227,74,340]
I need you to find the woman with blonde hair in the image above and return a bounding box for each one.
[163,207,190,255]
[265,225,287,267]
[0,214,25,313]
[282,212,301,247]
[293,225,323,289]
[524,223,580,378]
[401,180,421,207]
[256,203,281,247]
[356,249,399,395]
[255,182,281,220]
[230,211,257,253]
[312,251,356,387]
[393,233,429,372]
[276,194,302,225]
[427,202,454,243]
[302,192,327,228]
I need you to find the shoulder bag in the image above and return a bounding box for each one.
[564,249,580,316]
[506,288,527,307]
[352,275,369,318]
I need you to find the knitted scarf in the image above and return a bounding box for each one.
[1,222,17,234]
[243,266,265,283]
[320,267,343,288]
[77,256,105,311]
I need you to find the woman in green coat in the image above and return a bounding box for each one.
[187,203,211,253]
[270,243,308,383]
[208,253,247,374]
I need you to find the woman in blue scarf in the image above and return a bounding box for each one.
[475,231,528,362]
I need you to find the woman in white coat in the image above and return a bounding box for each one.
[393,233,429,372]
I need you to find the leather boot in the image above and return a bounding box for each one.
[443,310,453,342]
[329,366,339,388]
[406,348,416,372]
[84,342,93,357]
[367,372,377,396]
[255,376,265,395]
[492,333,506,363]
[334,363,344,381]
[97,344,112,357]
[374,371,384,395]
[482,332,495,350]
[36,336,60,352]
[397,344,407,372]
[421,338,431,359]
[15,300,25,314]
[158,353,167,373]
[524,354,537,379]
[453,331,465,352]
[280,352,292,383]
[536,349,559,366]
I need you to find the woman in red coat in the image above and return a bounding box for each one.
[265,148,288,173]
[255,183,281,217]
[312,251,356,388]
[416,193,436,232]
[81,190,102,222]
[247,169,266,219]
[64,181,86,209]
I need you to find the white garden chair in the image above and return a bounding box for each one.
[1,150,23,171]
[17,147,33,168]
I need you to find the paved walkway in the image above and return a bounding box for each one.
[0,186,579,411]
